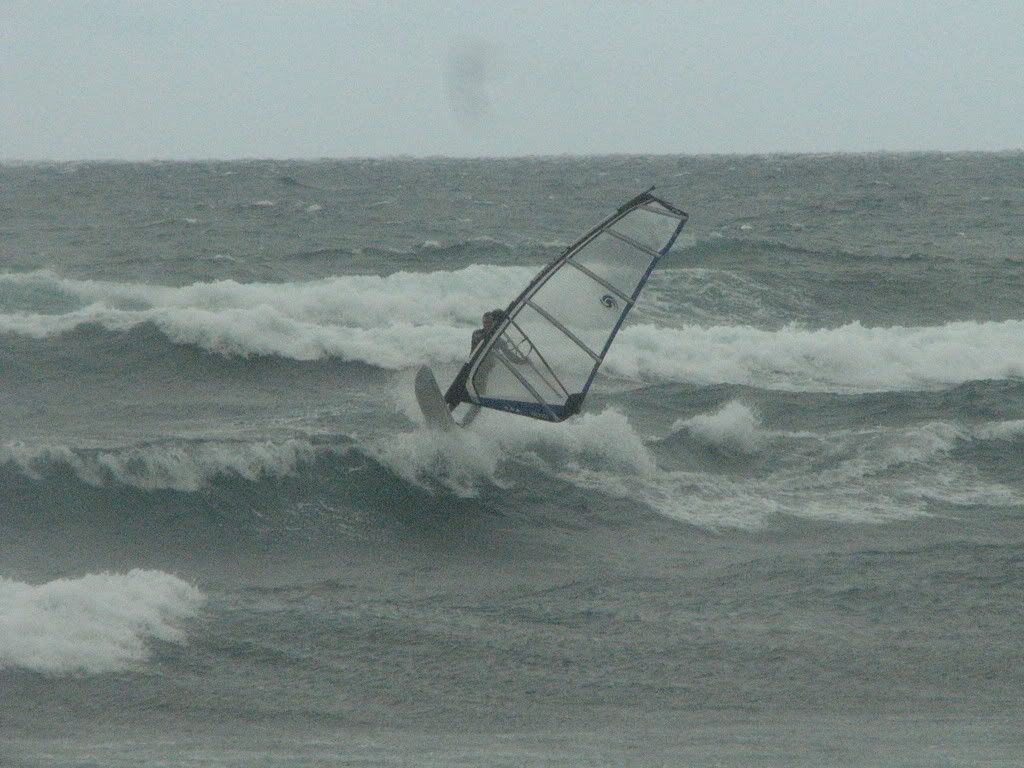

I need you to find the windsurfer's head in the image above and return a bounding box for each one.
[482,308,505,329]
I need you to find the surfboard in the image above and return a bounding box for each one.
[414,365,457,431]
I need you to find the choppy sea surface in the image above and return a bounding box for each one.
[1,154,1022,766]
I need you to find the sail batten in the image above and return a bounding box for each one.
[605,228,663,260]
[525,299,603,362]
[444,190,687,422]
[566,260,634,304]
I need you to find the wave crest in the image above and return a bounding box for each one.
[2,438,322,492]
[371,409,655,496]
[4,270,1023,392]
[609,320,1024,392]
[672,401,765,453]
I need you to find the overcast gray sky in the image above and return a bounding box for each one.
[2,1,1022,159]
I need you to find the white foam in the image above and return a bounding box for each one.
[672,400,764,453]
[607,320,1024,392]
[487,408,657,475]
[378,391,1024,528]
[564,417,1017,529]
[3,270,1022,391]
[372,408,654,496]
[370,388,1022,527]
[0,268,533,366]
[371,401,1023,528]
[554,467,784,530]
[974,419,1024,441]
[2,438,320,492]
[0,570,204,675]
[372,427,503,497]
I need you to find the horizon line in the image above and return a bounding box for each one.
[2,148,1023,165]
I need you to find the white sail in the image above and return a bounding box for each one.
[445,189,688,422]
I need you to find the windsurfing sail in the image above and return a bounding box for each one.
[444,188,688,422]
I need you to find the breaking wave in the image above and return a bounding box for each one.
[974,419,1024,441]
[672,401,764,454]
[0,267,534,367]
[635,407,1022,528]
[2,269,1022,392]
[0,570,204,675]
[1,438,325,492]
[1,409,1019,532]
[373,408,655,497]
[608,320,1024,392]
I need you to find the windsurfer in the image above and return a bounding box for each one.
[434,189,687,425]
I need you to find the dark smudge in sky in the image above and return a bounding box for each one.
[444,42,500,132]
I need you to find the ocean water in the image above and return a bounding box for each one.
[1,154,1022,766]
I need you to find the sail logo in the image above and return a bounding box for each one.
[600,294,618,310]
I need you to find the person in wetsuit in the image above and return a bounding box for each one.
[446,309,505,411]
